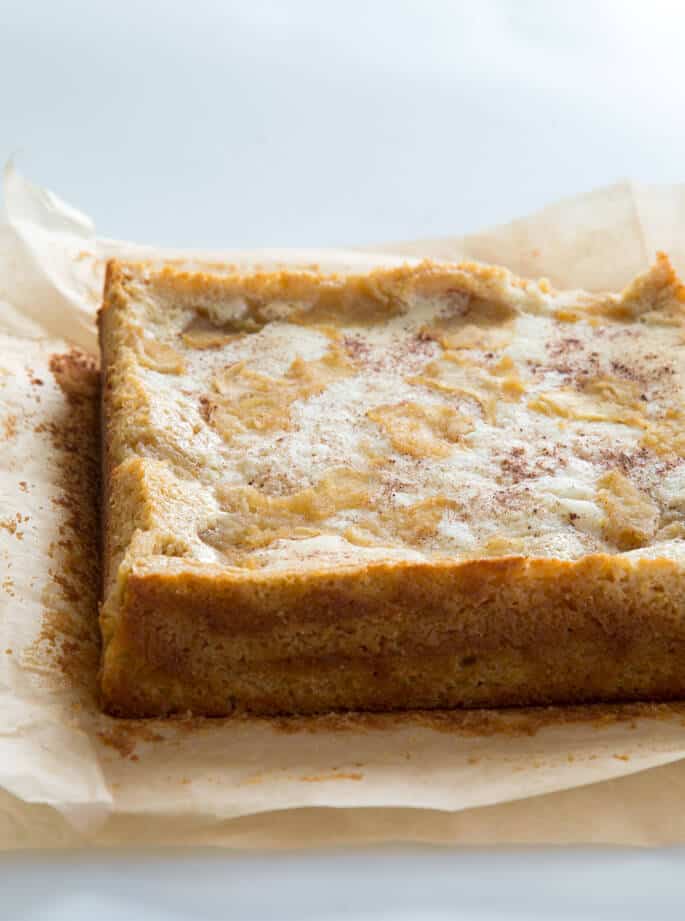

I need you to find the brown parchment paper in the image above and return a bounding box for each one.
[2,164,685,850]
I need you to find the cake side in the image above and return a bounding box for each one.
[101,552,685,717]
[98,255,685,717]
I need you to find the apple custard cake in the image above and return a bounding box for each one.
[99,254,685,716]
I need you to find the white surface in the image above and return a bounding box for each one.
[1,847,685,921]
[3,0,685,917]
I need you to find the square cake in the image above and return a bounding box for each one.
[99,254,685,717]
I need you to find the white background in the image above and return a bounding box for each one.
[5,0,685,249]
[3,1,685,918]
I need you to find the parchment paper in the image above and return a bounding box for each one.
[2,164,685,849]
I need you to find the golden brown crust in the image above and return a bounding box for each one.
[99,256,685,717]
[100,553,685,717]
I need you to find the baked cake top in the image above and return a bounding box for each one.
[100,255,685,585]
